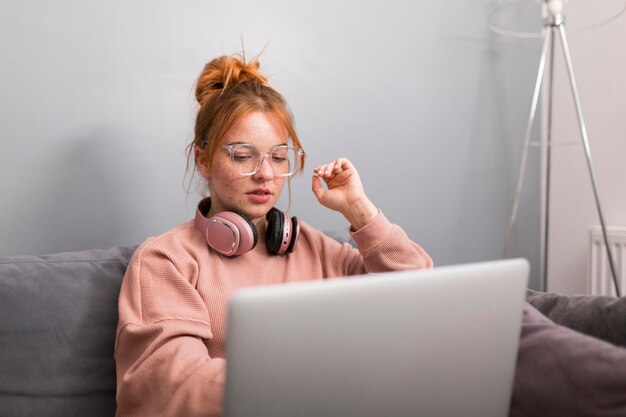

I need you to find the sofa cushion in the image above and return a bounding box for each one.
[526,288,626,347]
[0,246,136,417]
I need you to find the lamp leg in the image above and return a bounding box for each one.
[557,24,621,297]
[540,26,557,292]
[504,28,552,264]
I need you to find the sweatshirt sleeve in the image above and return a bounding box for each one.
[114,245,225,417]
[338,210,433,275]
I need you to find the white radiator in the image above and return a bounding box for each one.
[589,226,626,296]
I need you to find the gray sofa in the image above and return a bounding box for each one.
[1,245,624,417]
[0,246,136,417]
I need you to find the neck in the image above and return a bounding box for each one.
[252,217,268,242]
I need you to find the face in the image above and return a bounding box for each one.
[196,110,290,227]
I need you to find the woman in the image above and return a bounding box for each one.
[116,53,626,417]
[114,53,432,417]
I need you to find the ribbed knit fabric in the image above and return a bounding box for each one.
[525,289,626,347]
[114,211,432,417]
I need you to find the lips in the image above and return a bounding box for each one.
[247,188,272,196]
[246,188,273,203]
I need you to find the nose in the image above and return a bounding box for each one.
[253,154,275,180]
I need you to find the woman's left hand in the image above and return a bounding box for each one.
[311,157,378,230]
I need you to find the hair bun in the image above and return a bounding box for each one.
[195,54,268,105]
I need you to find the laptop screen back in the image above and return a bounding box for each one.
[224,258,529,417]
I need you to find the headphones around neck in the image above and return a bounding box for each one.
[194,197,299,256]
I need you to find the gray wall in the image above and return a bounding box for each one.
[0,1,543,288]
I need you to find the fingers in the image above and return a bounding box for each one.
[313,157,352,179]
[311,175,325,202]
[311,157,370,216]
[312,158,351,204]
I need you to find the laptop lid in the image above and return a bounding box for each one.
[224,258,529,417]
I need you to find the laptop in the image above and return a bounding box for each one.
[224,258,529,417]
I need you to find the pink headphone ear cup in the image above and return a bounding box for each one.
[266,208,298,255]
[206,211,257,256]
[235,212,259,250]
[265,208,284,254]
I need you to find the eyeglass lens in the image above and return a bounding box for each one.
[230,145,300,176]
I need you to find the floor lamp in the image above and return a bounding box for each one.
[491,0,624,296]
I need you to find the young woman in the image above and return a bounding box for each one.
[115,53,626,417]
[114,53,433,417]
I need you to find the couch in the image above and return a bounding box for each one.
[0,246,136,417]
[1,245,624,417]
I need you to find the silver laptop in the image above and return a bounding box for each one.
[224,258,529,417]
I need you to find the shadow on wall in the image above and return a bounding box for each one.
[454,34,542,289]
[4,128,139,256]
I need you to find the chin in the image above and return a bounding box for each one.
[242,203,274,221]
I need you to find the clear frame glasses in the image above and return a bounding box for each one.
[222,143,304,177]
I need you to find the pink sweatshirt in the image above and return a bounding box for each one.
[114,211,432,417]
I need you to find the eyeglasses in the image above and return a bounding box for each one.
[221,143,304,177]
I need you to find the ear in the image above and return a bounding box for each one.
[194,146,211,179]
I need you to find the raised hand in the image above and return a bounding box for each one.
[311,157,378,230]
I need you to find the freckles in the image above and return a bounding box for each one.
[217,175,242,192]
[224,171,239,181]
